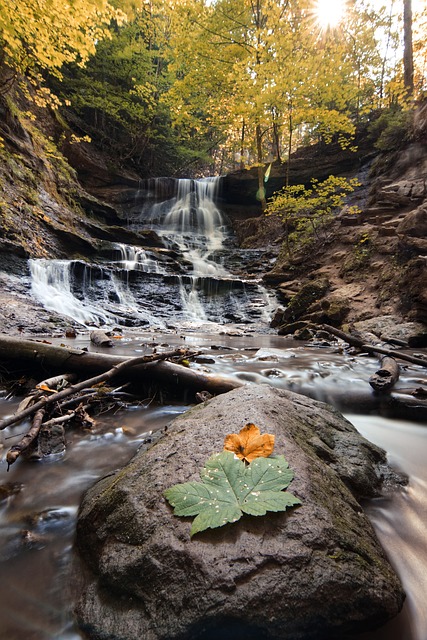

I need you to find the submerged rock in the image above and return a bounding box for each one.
[74,385,405,640]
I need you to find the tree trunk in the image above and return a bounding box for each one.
[240,119,246,170]
[286,105,293,187]
[256,123,267,209]
[403,0,414,97]
[320,324,427,368]
[273,119,281,163]
[379,0,395,104]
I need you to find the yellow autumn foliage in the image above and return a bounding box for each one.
[0,0,126,79]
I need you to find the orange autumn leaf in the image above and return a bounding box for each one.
[223,423,275,463]
[36,383,55,393]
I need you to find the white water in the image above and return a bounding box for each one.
[29,259,108,326]
[29,258,165,328]
[152,178,230,320]
[29,177,275,328]
[113,243,161,274]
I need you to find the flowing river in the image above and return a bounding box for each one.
[0,178,426,640]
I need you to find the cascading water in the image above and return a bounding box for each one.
[147,177,233,322]
[29,177,276,329]
[29,259,108,326]
[114,243,160,274]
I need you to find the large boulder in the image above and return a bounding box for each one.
[74,385,405,640]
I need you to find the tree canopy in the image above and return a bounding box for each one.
[0,0,426,175]
[0,0,126,104]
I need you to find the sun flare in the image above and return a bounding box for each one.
[315,0,346,29]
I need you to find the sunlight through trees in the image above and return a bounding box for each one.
[0,0,425,175]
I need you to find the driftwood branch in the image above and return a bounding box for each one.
[36,373,78,390]
[369,356,400,393]
[6,408,46,469]
[41,412,77,428]
[321,324,427,369]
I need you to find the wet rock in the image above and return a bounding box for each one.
[35,423,66,458]
[277,320,310,335]
[353,315,427,347]
[74,385,405,640]
[293,325,316,340]
[253,347,296,361]
[194,356,216,364]
[270,307,286,328]
[195,390,213,403]
[84,224,165,248]
[23,507,75,532]
[90,329,114,347]
[274,283,350,334]
[0,482,23,502]
[276,287,298,303]
[302,297,351,328]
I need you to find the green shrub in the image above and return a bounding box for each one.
[369,107,413,152]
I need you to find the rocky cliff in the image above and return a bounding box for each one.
[0,87,426,335]
[226,102,427,333]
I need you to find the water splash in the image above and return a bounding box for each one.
[113,244,160,274]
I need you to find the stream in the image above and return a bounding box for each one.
[0,178,427,640]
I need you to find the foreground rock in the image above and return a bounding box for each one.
[74,385,405,640]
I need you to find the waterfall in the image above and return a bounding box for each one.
[113,244,160,274]
[149,178,229,320]
[29,259,107,326]
[29,258,166,328]
[29,177,276,328]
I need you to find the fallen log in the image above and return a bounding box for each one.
[369,356,400,393]
[283,381,427,421]
[320,324,427,369]
[90,330,114,348]
[0,337,242,423]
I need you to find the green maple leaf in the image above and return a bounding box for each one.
[164,450,301,537]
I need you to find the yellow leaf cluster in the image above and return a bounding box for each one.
[0,0,127,78]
